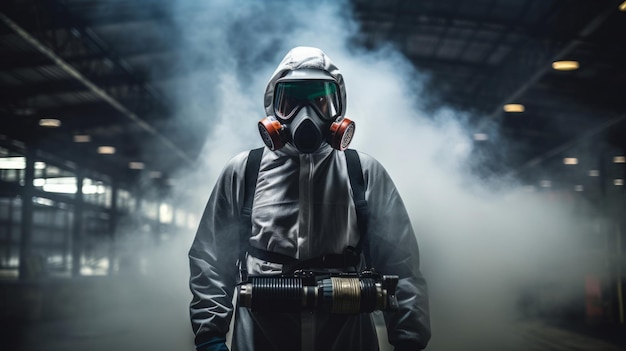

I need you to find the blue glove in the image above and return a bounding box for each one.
[196,336,228,351]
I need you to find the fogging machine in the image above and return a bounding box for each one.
[238,270,399,314]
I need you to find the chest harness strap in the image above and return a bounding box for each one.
[239,148,369,278]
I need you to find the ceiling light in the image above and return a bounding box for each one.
[613,156,626,163]
[620,1,626,11]
[574,185,584,192]
[563,157,578,165]
[552,61,579,71]
[615,179,624,186]
[73,134,91,143]
[149,171,162,179]
[540,180,552,188]
[503,104,525,113]
[97,146,116,154]
[15,107,36,116]
[129,162,145,170]
[473,133,488,141]
[588,170,600,177]
[39,118,61,127]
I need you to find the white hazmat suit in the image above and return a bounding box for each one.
[189,47,431,351]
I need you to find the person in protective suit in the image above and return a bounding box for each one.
[189,46,431,351]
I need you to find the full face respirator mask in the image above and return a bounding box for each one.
[259,69,355,153]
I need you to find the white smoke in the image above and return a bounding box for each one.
[97,1,603,350]
[324,39,594,350]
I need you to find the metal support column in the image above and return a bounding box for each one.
[155,198,162,246]
[18,146,35,280]
[71,170,84,277]
[63,206,71,273]
[109,180,118,275]
[617,223,624,324]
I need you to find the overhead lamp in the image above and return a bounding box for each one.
[73,134,91,143]
[615,179,624,186]
[563,157,578,165]
[588,170,600,177]
[129,162,145,170]
[540,180,552,188]
[620,1,626,11]
[97,146,116,154]
[574,185,584,192]
[552,60,579,71]
[503,104,525,113]
[613,156,626,163]
[149,171,162,179]
[39,118,62,127]
[473,133,488,141]
[15,107,36,116]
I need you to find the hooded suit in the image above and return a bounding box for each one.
[189,47,431,351]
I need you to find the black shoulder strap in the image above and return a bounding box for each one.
[345,149,371,268]
[345,149,368,236]
[242,147,264,217]
[239,147,264,279]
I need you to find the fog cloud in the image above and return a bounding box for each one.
[112,1,601,350]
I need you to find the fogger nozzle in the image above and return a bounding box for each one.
[238,271,399,314]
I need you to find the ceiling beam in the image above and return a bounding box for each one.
[483,2,620,123]
[508,113,626,177]
[0,10,194,166]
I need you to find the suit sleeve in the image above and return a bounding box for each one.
[360,153,431,350]
[188,152,248,346]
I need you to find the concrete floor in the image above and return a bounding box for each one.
[3,242,624,351]
[8,302,626,351]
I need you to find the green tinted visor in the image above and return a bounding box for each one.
[273,80,341,121]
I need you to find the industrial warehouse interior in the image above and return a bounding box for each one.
[1,0,626,350]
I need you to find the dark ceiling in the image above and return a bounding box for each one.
[1,0,625,190]
[352,0,626,180]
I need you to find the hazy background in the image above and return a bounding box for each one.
[167,0,596,349]
[21,1,609,350]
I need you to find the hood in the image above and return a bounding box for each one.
[264,46,347,120]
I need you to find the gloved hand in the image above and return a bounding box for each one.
[196,336,228,351]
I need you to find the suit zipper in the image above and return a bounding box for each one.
[300,153,313,259]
